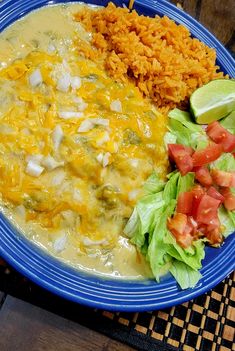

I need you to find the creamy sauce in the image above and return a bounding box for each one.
[0,4,168,279]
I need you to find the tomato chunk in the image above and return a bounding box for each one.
[168,144,193,158]
[192,143,223,167]
[168,144,193,175]
[177,192,193,214]
[196,194,220,225]
[167,213,193,248]
[207,121,235,152]
[206,216,221,231]
[205,228,223,246]
[190,185,205,218]
[220,188,235,211]
[211,169,235,187]
[194,166,212,187]
[207,186,225,203]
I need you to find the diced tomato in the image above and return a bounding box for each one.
[168,144,193,159]
[167,213,193,248]
[190,185,205,218]
[191,184,205,198]
[168,144,194,175]
[192,143,223,167]
[177,192,193,214]
[196,194,220,225]
[187,216,198,237]
[206,216,221,231]
[207,121,235,152]
[211,169,235,187]
[207,186,225,204]
[194,166,213,187]
[220,188,235,211]
[205,228,223,246]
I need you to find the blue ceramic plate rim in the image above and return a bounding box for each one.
[0,0,234,312]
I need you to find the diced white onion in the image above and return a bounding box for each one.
[78,119,94,133]
[42,155,64,171]
[47,43,56,53]
[73,189,83,202]
[0,124,14,134]
[110,99,122,113]
[52,125,64,151]
[58,111,84,119]
[129,158,139,168]
[96,153,104,164]
[29,69,43,87]
[51,170,66,186]
[71,76,82,89]
[53,235,67,253]
[96,131,110,146]
[15,205,26,219]
[82,237,108,246]
[56,72,71,92]
[102,152,111,167]
[61,210,75,226]
[73,97,88,111]
[25,154,43,164]
[128,189,139,201]
[92,118,109,127]
[25,160,44,177]
[22,128,31,135]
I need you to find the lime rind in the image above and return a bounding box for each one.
[190,79,235,124]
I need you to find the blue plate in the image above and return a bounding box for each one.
[0,0,234,311]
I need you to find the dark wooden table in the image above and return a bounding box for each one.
[0,1,234,351]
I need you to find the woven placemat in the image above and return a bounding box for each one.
[0,259,234,351]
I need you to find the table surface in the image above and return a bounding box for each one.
[0,1,235,350]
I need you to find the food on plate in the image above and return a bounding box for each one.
[190,79,235,124]
[0,2,234,288]
[126,110,235,289]
[74,2,225,112]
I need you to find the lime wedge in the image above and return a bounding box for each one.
[190,79,235,124]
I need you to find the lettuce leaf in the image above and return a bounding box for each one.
[220,111,235,134]
[164,231,205,270]
[177,172,195,197]
[144,172,165,195]
[218,206,235,238]
[168,108,202,133]
[168,108,206,148]
[124,192,165,249]
[169,261,202,290]
[210,153,235,172]
[147,200,176,281]
[163,171,180,202]
[164,131,177,146]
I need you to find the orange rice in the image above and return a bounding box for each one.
[75,2,225,112]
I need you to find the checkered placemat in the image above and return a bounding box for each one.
[0,260,234,351]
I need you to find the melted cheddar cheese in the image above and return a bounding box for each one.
[0,4,168,278]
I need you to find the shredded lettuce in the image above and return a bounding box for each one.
[220,111,235,135]
[143,172,165,195]
[168,108,206,149]
[168,108,202,133]
[125,170,205,289]
[169,261,202,290]
[210,153,235,172]
[164,231,205,271]
[218,206,235,238]
[146,201,176,281]
[124,192,164,249]
[124,107,234,290]
[163,171,180,202]
[164,131,177,146]
[177,172,195,196]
